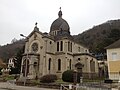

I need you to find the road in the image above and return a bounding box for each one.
[0,82,58,90]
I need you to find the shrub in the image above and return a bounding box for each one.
[104,79,113,83]
[9,67,19,74]
[40,74,57,83]
[62,70,74,82]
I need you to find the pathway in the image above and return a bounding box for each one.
[0,82,58,90]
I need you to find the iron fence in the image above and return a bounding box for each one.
[60,84,111,90]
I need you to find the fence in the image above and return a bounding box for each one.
[60,84,111,90]
[75,72,107,80]
[109,72,120,80]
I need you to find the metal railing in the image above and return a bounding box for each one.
[60,83,111,90]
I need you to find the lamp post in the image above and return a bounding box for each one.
[20,34,28,86]
[73,70,77,90]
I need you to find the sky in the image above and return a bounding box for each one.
[0,0,120,45]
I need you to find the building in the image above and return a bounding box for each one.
[20,9,98,79]
[8,57,17,68]
[0,58,7,68]
[0,58,8,75]
[106,39,120,80]
[95,53,108,78]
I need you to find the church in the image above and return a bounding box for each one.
[20,9,98,79]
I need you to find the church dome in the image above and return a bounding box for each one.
[50,8,70,35]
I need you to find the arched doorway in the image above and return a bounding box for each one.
[90,59,95,78]
[75,62,84,82]
[75,62,84,77]
[22,59,29,77]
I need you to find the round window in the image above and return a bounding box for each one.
[32,43,38,52]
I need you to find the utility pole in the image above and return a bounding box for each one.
[20,34,28,86]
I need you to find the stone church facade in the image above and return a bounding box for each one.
[20,9,98,79]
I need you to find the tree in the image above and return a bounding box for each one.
[95,29,120,54]
[62,70,74,82]
[14,45,25,74]
[40,74,57,83]
[108,29,120,42]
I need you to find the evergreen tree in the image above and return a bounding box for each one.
[15,45,24,74]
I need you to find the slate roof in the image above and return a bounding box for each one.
[50,10,70,33]
[105,39,120,49]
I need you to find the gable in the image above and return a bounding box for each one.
[27,26,43,39]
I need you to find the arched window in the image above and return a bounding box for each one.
[68,41,70,51]
[22,59,29,77]
[57,42,59,51]
[69,59,72,70]
[60,41,63,51]
[58,59,61,71]
[71,42,72,52]
[68,41,72,52]
[90,59,95,73]
[48,58,51,70]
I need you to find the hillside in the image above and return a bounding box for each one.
[0,19,120,62]
[0,39,25,62]
[73,19,120,53]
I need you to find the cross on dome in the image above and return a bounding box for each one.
[58,7,62,18]
[35,22,38,27]
[60,7,61,10]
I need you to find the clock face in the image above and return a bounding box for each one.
[32,43,38,52]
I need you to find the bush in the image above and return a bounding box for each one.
[104,79,113,83]
[9,67,19,74]
[40,74,57,83]
[62,70,74,82]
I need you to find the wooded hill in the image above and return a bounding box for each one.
[0,19,120,62]
[73,19,120,53]
[0,39,25,62]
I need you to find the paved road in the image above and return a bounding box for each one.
[0,82,58,90]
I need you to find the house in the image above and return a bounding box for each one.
[0,58,8,75]
[20,9,98,79]
[8,57,17,68]
[106,39,120,80]
[0,58,7,68]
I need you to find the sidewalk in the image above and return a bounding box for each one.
[0,82,58,90]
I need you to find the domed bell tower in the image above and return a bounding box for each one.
[49,8,70,36]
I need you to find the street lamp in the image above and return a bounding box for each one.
[20,34,28,86]
[20,34,26,38]
[73,70,77,90]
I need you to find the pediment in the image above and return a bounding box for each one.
[27,27,43,39]
[75,62,84,68]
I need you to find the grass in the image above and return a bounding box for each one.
[55,79,74,85]
[83,78,105,83]
[30,79,40,84]
[5,75,15,81]
[55,78,105,84]
[0,75,15,81]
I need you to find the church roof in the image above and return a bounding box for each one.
[105,39,120,49]
[50,8,70,33]
[73,53,96,58]
[27,23,43,38]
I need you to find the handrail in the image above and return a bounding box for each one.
[60,84,71,90]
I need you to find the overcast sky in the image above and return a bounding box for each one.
[0,0,120,45]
